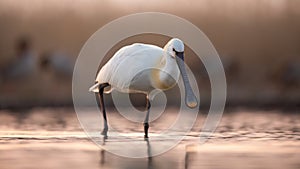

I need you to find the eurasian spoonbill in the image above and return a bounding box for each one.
[1,37,36,82]
[40,52,74,78]
[89,38,198,138]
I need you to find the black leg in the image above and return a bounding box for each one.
[95,83,109,137]
[144,96,151,138]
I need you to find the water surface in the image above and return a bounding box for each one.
[0,108,299,169]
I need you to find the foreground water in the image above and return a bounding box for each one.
[0,108,299,169]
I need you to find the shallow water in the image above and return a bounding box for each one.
[0,108,299,169]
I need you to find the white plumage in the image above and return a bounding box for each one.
[91,43,179,95]
[89,38,197,138]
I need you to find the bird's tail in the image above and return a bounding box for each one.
[89,82,100,93]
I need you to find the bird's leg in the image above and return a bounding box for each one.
[144,97,151,138]
[96,83,109,137]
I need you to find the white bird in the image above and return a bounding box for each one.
[89,38,198,138]
[40,52,74,78]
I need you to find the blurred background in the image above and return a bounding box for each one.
[0,1,299,169]
[1,0,300,109]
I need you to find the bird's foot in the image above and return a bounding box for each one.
[144,123,149,139]
[101,128,108,138]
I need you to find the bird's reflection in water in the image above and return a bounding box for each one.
[99,137,153,169]
[99,137,106,166]
[185,147,189,169]
[98,136,184,169]
[184,144,197,169]
[99,149,105,166]
[145,138,153,169]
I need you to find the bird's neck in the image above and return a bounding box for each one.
[155,52,179,89]
[161,53,175,74]
[151,50,179,90]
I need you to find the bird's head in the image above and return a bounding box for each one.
[165,38,185,59]
[164,38,198,109]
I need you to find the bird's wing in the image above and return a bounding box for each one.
[96,43,164,92]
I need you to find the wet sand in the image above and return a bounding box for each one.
[0,108,299,169]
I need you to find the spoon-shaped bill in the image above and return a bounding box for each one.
[175,52,198,108]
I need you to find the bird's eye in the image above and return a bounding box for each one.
[172,48,178,54]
